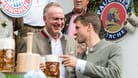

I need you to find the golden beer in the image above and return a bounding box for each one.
[0,49,15,72]
[0,38,15,72]
[44,55,60,78]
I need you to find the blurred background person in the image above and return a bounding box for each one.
[62,0,91,38]
[62,0,91,54]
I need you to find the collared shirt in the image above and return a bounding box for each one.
[76,59,87,73]
[67,8,87,38]
[68,14,79,38]
[43,28,66,78]
[23,0,57,27]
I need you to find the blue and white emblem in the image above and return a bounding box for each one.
[0,0,32,17]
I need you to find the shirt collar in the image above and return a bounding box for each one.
[43,27,63,40]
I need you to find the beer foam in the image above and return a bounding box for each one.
[45,55,59,62]
[0,38,15,50]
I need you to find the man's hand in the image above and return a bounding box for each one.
[60,55,78,68]
[40,63,46,72]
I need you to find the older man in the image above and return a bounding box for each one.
[19,2,76,78]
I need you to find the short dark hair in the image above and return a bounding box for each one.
[74,11,101,34]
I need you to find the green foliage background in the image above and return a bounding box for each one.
[134,0,138,16]
[89,0,102,13]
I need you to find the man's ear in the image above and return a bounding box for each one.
[43,16,46,21]
[87,23,93,32]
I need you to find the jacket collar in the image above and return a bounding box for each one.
[71,8,88,15]
[41,28,68,41]
[40,28,68,54]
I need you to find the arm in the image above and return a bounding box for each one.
[61,44,122,78]
[83,45,122,78]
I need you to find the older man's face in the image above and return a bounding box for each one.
[73,0,89,11]
[43,6,65,35]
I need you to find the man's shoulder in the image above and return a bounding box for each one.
[65,11,73,17]
[101,39,122,50]
[62,34,76,43]
[62,34,74,40]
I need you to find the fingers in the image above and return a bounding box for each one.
[60,55,70,66]
[60,55,71,64]
[40,63,46,72]
[60,55,70,58]
[60,55,77,67]
[62,60,72,67]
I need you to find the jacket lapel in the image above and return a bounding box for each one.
[40,29,51,54]
[61,34,67,55]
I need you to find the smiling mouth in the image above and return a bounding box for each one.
[54,26,61,30]
[76,3,81,6]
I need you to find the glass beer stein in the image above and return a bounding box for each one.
[0,38,15,72]
[44,55,60,78]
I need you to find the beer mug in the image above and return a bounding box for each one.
[0,38,15,72]
[44,55,60,78]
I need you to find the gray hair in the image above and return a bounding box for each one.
[43,2,63,16]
